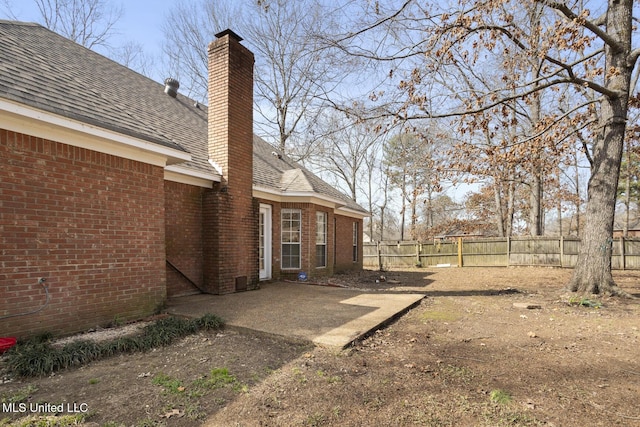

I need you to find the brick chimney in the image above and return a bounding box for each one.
[202,29,258,294]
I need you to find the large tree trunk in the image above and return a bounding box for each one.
[529,173,544,235]
[493,179,506,237]
[569,0,632,295]
[506,178,515,237]
[528,5,544,237]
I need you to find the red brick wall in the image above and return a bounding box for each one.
[0,130,166,338]
[165,181,204,297]
[257,199,363,280]
[203,189,259,294]
[335,215,363,273]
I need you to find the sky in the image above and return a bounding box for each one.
[1,0,171,75]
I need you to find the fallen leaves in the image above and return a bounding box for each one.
[161,408,183,419]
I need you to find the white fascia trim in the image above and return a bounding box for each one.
[0,98,191,167]
[208,158,223,175]
[335,206,370,219]
[254,186,369,219]
[253,186,344,208]
[164,165,220,188]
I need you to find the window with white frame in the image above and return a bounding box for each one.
[281,209,301,269]
[316,212,327,268]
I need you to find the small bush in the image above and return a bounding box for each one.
[4,314,224,377]
[142,316,198,348]
[5,341,60,377]
[194,313,224,330]
[61,340,103,368]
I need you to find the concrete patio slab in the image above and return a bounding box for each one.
[165,282,424,348]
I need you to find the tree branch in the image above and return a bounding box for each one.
[444,23,616,97]
[334,0,414,44]
[627,48,640,69]
[514,98,601,147]
[541,0,623,52]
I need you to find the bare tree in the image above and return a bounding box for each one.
[161,0,345,157]
[161,0,236,101]
[384,132,437,240]
[244,0,346,156]
[112,41,156,78]
[33,0,122,49]
[334,0,639,295]
[307,112,384,201]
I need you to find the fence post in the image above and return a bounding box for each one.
[416,242,421,267]
[560,236,564,267]
[621,237,626,270]
[458,237,463,267]
[506,236,510,267]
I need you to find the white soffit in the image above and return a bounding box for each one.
[253,186,369,219]
[164,165,219,188]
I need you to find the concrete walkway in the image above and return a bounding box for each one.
[165,282,424,348]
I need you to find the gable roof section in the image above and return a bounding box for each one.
[253,135,368,215]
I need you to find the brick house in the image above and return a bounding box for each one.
[0,21,368,338]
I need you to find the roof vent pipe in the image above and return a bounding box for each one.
[164,78,180,98]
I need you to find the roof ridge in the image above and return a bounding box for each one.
[0,20,41,27]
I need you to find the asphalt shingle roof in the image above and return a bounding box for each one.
[253,135,367,213]
[0,20,367,215]
[0,20,210,174]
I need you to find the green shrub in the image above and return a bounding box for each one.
[4,314,225,377]
[61,340,103,367]
[5,341,60,377]
[194,313,224,330]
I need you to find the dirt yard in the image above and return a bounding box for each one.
[1,267,639,427]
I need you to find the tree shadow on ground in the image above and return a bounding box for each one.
[420,288,524,297]
[334,269,526,296]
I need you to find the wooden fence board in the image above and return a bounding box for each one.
[363,237,640,270]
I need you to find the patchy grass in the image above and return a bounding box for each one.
[0,414,85,427]
[2,268,639,427]
[152,373,185,395]
[0,385,38,405]
[489,389,513,405]
[419,300,461,322]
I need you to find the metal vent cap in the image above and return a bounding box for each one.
[164,78,180,98]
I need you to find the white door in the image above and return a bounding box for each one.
[259,204,272,280]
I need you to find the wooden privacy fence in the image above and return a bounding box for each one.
[363,237,640,270]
